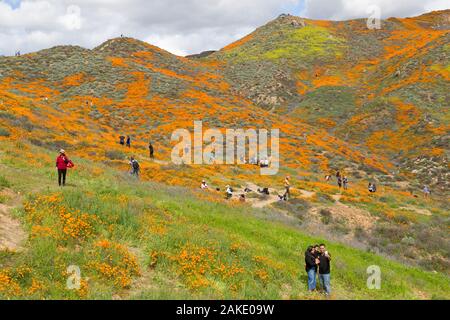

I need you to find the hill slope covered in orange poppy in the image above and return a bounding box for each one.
[0,10,449,299]
[204,10,449,193]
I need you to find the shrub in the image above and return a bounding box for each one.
[0,195,8,203]
[105,150,126,160]
[354,226,368,240]
[319,208,332,224]
[331,222,351,235]
[0,127,10,137]
[316,192,334,203]
[393,214,410,225]
[273,198,310,221]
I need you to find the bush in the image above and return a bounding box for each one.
[0,194,8,203]
[105,150,126,160]
[319,208,332,224]
[273,198,310,221]
[354,226,368,240]
[316,192,334,203]
[0,127,10,137]
[331,222,351,235]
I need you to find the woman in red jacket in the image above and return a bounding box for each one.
[56,149,70,186]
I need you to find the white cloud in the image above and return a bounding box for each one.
[58,5,83,31]
[0,0,447,57]
[0,0,298,56]
[302,0,449,20]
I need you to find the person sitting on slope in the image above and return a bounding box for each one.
[226,185,233,199]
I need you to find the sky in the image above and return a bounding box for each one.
[0,0,448,56]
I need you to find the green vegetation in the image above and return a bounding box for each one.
[0,127,10,138]
[293,86,357,125]
[264,26,346,61]
[222,24,346,64]
[0,175,11,189]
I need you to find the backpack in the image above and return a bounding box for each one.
[132,160,140,171]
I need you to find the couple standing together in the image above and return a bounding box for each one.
[305,244,332,296]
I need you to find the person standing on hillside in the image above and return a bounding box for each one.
[56,149,73,187]
[284,176,291,200]
[335,171,341,185]
[305,246,318,292]
[423,185,431,198]
[343,176,349,190]
[126,135,131,148]
[119,135,125,146]
[337,176,343,189]
[149,142,154,159]
[225,185,233,199]
[129,157,140,178]
[317,244,332,296]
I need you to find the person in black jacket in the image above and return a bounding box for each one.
[149,142,154,159]
[317,244,332,296]
[305,246,317,291]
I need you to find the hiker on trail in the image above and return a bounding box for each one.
[343,176,349,190]
[56,149,73,187]
[316,244,332,296]
[258,187,270,195]
[260,158,269,168]
[368,182,377,193]
[337,176,343,189]
[126,136,131,148]
[423,185,431,198]
[149,142,154,159]
[226,186,233,199]
[201,180,208,190]
[336,171,341,179]
[305,246,318,292]
[129,157,140,178]
[119,135,125,146]
[284,176,291,200]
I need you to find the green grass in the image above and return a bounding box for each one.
[264,26,346,61]
[0,174,11,189]
[222,25,346,64]
[0,140,449,300]
[292,86,357,125]
[0,127,10,138]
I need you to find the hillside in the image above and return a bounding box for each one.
[206,10,450,193]
[0,10,449,300]
[0,140,448,299]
